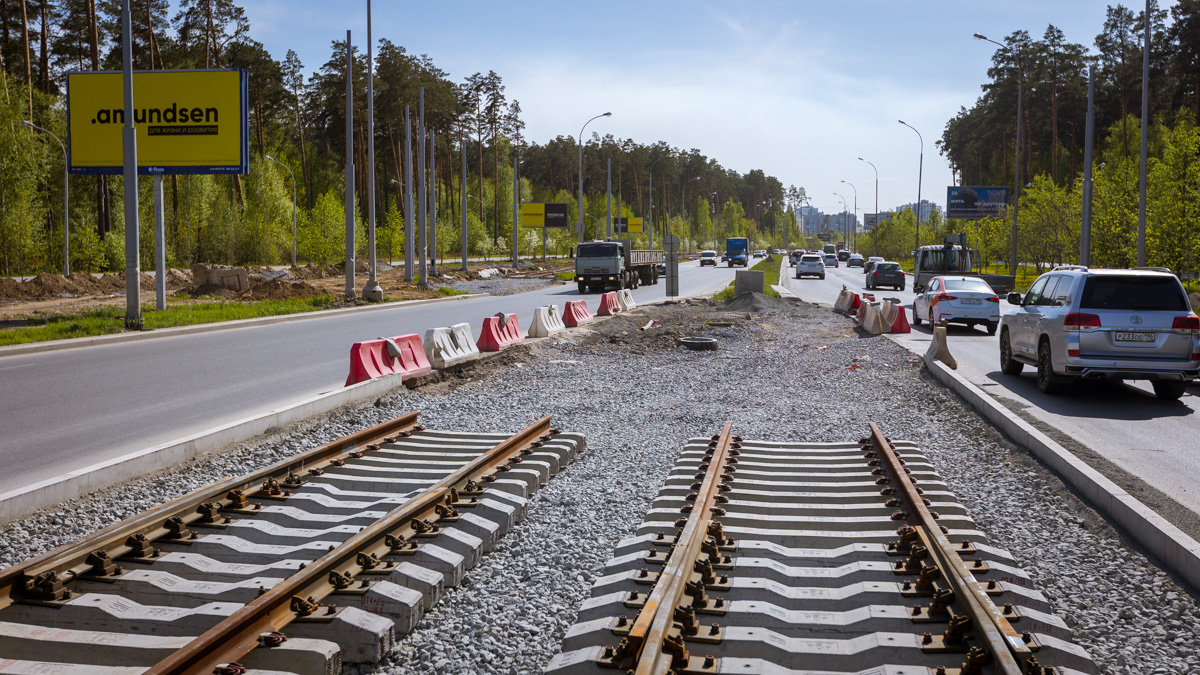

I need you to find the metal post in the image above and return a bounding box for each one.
[343,30,356,301]
[576,112,611,242]
[859,158,879,258]
[1081,64,1096,267]
[404,106,413,282]
[1137,0,1150,267]
[512,153,519,266]
[429,130,437,276]
[417,88,427,288]
[460,135,468,271]
[841,180,857,252]
[606,157,612,239]
[121,0,141,329]
[899,120,923,258]
[363,1,382,301]
[153,174,164,310]
[648,172,653,248]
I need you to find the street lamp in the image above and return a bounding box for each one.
[840,180,857,252]
[833,192,848,250]
[24,120,69,276]
[265,155,297,267]
[898,120,924,258]
[577,112,612,243]
[682,176,700,252]
[858,157,879,258]
[975,32,1023,277]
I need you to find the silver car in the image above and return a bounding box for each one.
[999,267,1200,399]
[795,254,825,279]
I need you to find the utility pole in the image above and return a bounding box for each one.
[363,2,382,301]
[460,135,468,271]
[1081,64,1095,267]
[1137,0,1150,266]
[120,0,141,329]
[403,106,413,282]
[343,30,356,301]
[417,88,427,289]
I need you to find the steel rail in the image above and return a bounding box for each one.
[0,411,422,611]
[148,416,554,675]
[868,423,1025,674]
[617,422,733,674]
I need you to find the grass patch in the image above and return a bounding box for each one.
[555,271,576,282]
[0,296,338,346]
[436,286,468,297]
[712,255,781,301]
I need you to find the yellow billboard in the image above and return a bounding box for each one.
[520,203,546,228]
[67,69,248,175]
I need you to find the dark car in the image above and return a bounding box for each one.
[866,261,905,291]
[847,253,864,268]
[836,250,851,262]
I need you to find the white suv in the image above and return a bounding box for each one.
[795,254,825,280]
[999,267,1199,398]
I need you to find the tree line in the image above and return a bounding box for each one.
[0,0,804,276]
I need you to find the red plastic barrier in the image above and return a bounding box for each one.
[477,313,525,352]
[565,300,594,327]
[890,306,912,334]
[850,293,861,311]
[345,334,433,386]
[597,292,622,316]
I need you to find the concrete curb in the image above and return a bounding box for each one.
[922,355,1200,591]
[0,292,483,358]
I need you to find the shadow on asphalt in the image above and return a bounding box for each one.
[982,370,1195,421]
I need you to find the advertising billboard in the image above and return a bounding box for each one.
[946,186,1009,220]
[520,203,570,228]
[67,69,249,175]
[863,213,893,230]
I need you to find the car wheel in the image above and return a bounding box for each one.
[1000,329,1022,374]
[578,283,587,294]
[1036,339,1065,394]
[911,302,921,326]
[898,284,905,291]
[819,274,825,280]
[987,322,997,336]
[1152,380,1187,400]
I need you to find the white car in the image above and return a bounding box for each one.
[795,254,825,279]
[912,275,1001,334]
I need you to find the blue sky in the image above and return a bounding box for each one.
[241,1,1172,219]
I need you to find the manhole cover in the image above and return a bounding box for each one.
[677,337,718,351]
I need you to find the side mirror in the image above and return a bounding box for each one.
[1007,292,1022,305]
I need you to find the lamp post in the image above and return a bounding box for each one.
[858,157,878,258]
[840,180,857,252]
[265,155,297,267]
[24,120,69,276]
[467,193,485,259]
[974,33,1023,277]
[897,120,924,259]
[833,192,848,249]
[682,176,700,253]
[577,112,612,243]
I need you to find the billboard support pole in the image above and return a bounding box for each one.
[417,87,427,290]
[343,30,356,301]
[404,106,413,282]
[363,0,382,302]
[153,175,165,310]
[120,0,141,329]
[460,135,468,271]
[1081,64,1095,268]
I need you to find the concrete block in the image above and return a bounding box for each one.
[734,270,765,295]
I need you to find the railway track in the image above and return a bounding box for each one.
[547,422,1099,675]
[0,412,584,675]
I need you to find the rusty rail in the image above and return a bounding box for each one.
[600,422,734,674]
[0,411,422,612]
[147,416,555,675]
[868,422,1029,674]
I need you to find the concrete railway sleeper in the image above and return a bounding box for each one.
[0,413,585,675]
[546,423,1099,675]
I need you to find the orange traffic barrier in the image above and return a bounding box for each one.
[564,300,594,327]
[597,292,622,316]
[477,312,525,352]
[345,334,431,386]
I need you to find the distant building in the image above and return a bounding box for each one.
[894,200,941,223]
[799,205,824,234]
[828,211,858,235]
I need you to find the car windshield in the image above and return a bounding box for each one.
[577,243,618,258]
[1079,275,1188,311]
[943,278,992,292]
[701,251,715,257]
[801,256,820,262]
[877,263,900,271]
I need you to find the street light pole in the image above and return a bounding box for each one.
[682,176,699,253]
[24,120,69,276]
[1137,0,1150,267]
[841,180,857,252]
[577,112,611,242]
[975,33,1023,277]
[898,120,923,258]
[858,157,878,258]
[265,155,296,267]
[833,193,848,251]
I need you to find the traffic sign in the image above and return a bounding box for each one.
[663,234,681,253]
[520,202,569,228]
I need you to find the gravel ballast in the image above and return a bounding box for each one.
[2,296,1197,674]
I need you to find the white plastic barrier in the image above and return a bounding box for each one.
[834,288,855,312]
[617,289,637,311]
[860,302,888,335]
[423,322,482,369]
[528,305,567,338]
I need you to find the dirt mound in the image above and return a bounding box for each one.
[242,278,325,301]
[719,291,800,313]
[288,263,343,280]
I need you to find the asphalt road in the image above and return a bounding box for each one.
[782,257,1200,520]
[0,260,736,494]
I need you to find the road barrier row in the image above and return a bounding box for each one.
[424,323,482,369]
[528,305,567,338]
[597,292,622,316]
[564,300,594,327]
[841,289,911,336]
[345,335,432,386]
[616,289,637,311]
[478,312,526,352]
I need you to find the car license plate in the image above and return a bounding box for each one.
[960,299,981,305]
[1115,332,1155,343]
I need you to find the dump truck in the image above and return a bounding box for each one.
[574,240,664,293]
[912,234,1016,294]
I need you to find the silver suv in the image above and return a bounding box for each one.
[999,267,1199,399]
[795,254,825,279]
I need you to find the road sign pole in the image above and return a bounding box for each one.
[120,0,141,329]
